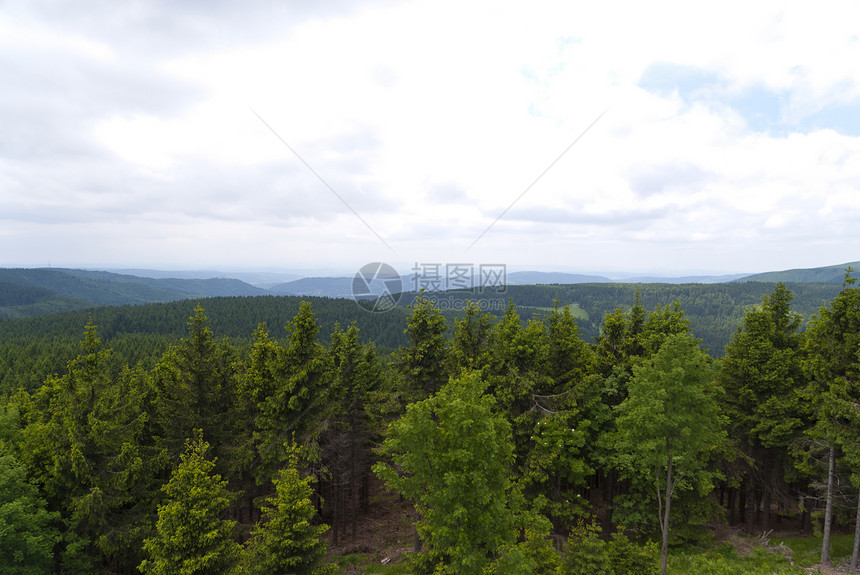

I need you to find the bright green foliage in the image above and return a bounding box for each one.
[669,545,806,575]
[140,432,240,575]
[612,333,726,574]
[243,441,335,575]
[374,371,535,574]
[394,294,449,401]
[562,521,658,575]
[606,530,660,574]
[0,406,59,575]
[562,521,613,575]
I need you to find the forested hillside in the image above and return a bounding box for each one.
[736,260,860,284]
[2,279,860,573]
[0,268,266,318]
[398,281,841,354]
[0,295,412,395]
[0,281,842,397]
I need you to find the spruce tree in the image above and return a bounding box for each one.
[140,432,240,575]
[244,441,335,575]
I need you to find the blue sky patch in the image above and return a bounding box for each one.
[639,62,860,136]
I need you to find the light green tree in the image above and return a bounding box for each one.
[244,440,335,575]
[374,371,551,574]
[140,432,240,575]
[612,333,726,575]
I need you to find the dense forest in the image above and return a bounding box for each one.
[1,276,859,573]
[0,281,842,397]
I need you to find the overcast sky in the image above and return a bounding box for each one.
[2,1,859,276]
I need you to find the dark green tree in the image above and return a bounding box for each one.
[451,300,494,370]
[393,294,449,401]
[0,405,59,575]
[803,271,860,566]
[255,302,333,477]
[16,323,162,572]
[718,283,807,531]
[321,323,383,545]
[545,299,594,389]
[155,305,238,460]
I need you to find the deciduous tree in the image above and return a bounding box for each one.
[612,333,726,575]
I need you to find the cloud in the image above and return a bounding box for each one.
[1,0,859,274]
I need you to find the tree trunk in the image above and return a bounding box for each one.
[728,487,736,524]
[745,474,755,533]
[351,433,358,541]
[850,490,860,572]
[661,456,673,575]
[800,494,811,532]
[605,469,616,528]
[761,485,771,533]
[332,480,340,547]
[413,509,422,552]
[822,446,836,566]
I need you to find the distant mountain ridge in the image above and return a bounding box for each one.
[0,268,266,319]
[734,261,860,284]
[0,261,856,320]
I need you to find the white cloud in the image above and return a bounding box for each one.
[1,0,859,274]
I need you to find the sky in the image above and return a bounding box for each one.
[2,0,859,277]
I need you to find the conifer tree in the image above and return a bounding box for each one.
[0,406,59,575]
[140,432,240,575]
[718,283,806,531]
[394,293,449,401]
[451,300,494,370]
[256,302,333,476]
[244,441,335,575]
[803,271,860,566]
[155,305,237,460]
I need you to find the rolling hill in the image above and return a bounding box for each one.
[735,261,860,284]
